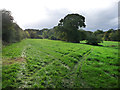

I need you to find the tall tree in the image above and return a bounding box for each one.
[57,14,86,43]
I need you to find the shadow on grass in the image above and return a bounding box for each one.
[80,43,103,47]
[80,43,118,49]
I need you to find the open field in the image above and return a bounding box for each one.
[2,39,119,88]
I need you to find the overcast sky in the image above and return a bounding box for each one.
[0,0,119,31]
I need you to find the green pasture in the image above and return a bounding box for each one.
[2,39,119,88]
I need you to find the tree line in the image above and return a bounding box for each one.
[24,28,119,45]
[1,9,120,45]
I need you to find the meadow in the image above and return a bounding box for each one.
[2,39,119,88]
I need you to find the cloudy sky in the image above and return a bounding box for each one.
[0,0,119,31]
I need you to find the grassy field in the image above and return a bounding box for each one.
[2,39,119,88]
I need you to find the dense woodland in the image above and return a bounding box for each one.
[1,9,120,45]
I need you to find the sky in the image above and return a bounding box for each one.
[0,0,119,31]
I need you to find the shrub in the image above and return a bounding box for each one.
[86,34,103,45]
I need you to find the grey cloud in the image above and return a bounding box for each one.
[24,8,71,29]
[84,3,118,31]
[24,3,118,31]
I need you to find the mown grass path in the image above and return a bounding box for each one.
[2,39,119,88]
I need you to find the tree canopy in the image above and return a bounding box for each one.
[55,14,86,43]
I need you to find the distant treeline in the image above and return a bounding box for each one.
[25,28,119,42]
[2,9,120,45]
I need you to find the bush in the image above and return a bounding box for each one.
[86,34,103,45]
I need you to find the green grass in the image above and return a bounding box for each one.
[2,39,119,88]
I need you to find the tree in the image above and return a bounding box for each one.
[25,31,30,38]
[108,30,119,41]
[2,9,25,44]
[94,30,104,35]
[54,26,66,40]
[2,9,14,43]
[14,23,24,41]
[78,29,87,41]
[57,13,86,43]
[43,30,49,39]
[103,29,114,41]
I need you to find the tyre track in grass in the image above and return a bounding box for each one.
[75,48,93,87]
[36,48,71,70]
[18,48,60,88]
[22,49,71,88]
[31,50,72,87]
[64,48,94,88]
[17,44,64,88]
[30,50,71,79]
[17,43,93,88]
[36,45,72,71]
[40,48,93,88]
[74,47,118,88]
[54,48,93,88]
[17,45,31,88]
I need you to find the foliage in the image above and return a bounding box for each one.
[53,26,65,40]
[2,9,14,43]
[86,33,103,45]
[55,14,86,43]
[2,9,25,44]
[108,30,120,41]
[103,29,119,41]
[43,30,49,39]
[24,29,43,39]
[78,29,87,40]
[103,29,114,41]
[94,30,104,35]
